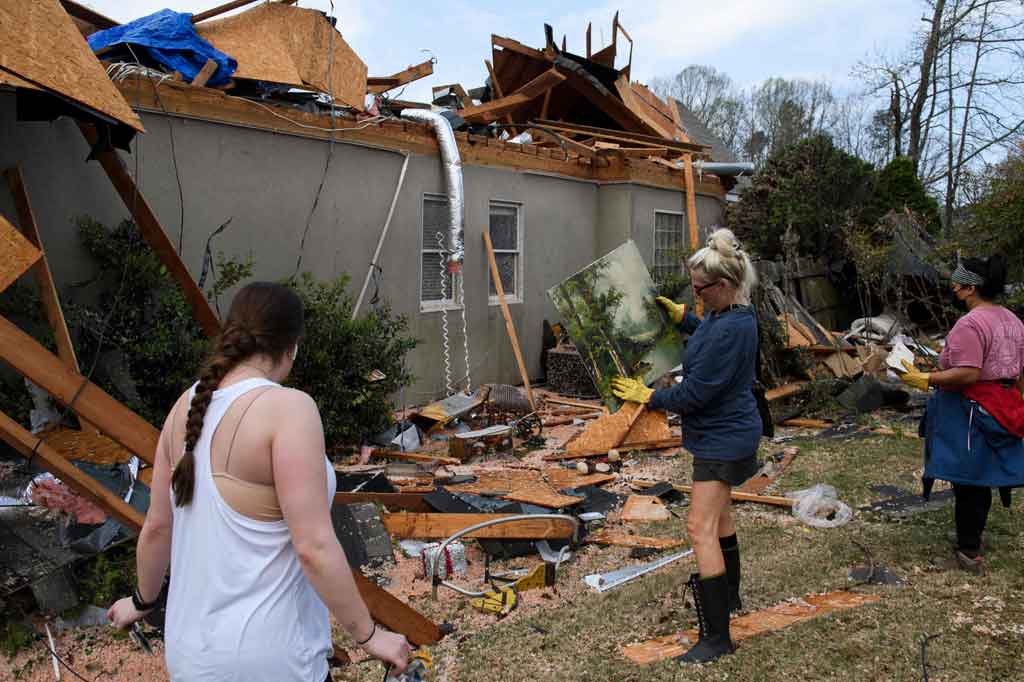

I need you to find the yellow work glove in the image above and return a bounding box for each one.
[655,296,687,325]
[610,376,654,404]
[899,359,931,391]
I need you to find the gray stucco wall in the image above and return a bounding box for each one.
[0,95,722,400]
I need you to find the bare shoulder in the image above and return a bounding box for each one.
[259,386,320,418]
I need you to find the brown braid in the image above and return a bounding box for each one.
[171,283,305,507]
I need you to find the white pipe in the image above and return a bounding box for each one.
[399,109,464,269]
[352,153,410,319]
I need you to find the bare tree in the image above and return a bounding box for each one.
[650,65,744,152]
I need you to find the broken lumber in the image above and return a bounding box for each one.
[532,119,710,156]
[622,591,881,665]
[586,531,684,550]
[352,572,442,646]
[765,382,807,402]
[781,418,832,429]
[460,68,565,124]
[622,495,670,522]
[191,0,262,23]
[543,396,603,410]
[545,437,679,460]
[191,58,218,87]
[738,448,797,496]
[78,123,221,337]
[382,513,575,540]
[333,492,431,513]
[0,410,144,531]
[563,401,646,457]
[367,59,434,95]
[541,412,602,427]
[369,449,460,466]
[483,230,536,410]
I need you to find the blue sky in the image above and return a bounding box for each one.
[83,1,926,102]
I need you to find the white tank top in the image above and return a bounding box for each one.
[164,378,337,682]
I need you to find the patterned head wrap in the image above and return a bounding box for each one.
[951,263,985,287]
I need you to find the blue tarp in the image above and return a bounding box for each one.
[87,9,236,87]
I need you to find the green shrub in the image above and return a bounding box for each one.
[286,273,418,449]
[873,157,941,235]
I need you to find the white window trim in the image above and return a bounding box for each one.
[420,192,464,313]
[488,200,524,306]
[652,209,686,283]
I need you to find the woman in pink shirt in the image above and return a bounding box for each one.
[900,255,1024,574]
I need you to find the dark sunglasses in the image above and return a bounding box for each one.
[693,279,722,296]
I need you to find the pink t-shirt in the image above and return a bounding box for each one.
[940,306,1024,381]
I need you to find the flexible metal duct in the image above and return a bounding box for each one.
[695,160,755,177]
[400,109,465,269]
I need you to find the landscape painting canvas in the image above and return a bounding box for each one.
[548,241,684,411]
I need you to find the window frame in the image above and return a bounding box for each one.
[487,199,524,306]
[420,192,463,312]
[651,209,687,284]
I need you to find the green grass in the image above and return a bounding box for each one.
[335,431,1024,682]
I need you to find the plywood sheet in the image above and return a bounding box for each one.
[0,0,142,130]
[565,401,645,456]
[445,467,605,508]
[621,495,670,522]
[197,3,366,110]
[544,469,617,490]
[40,427,134,465]
[0,214,41,293]
[621,409,672,446]
[500,484,583,509]
[622,591,882,665]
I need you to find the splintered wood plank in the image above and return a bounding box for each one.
[39,428,134,465]
[586,531,684,550]
[543,437,680,461]
[565,402,645,456]
[369,448,460,466]
[622,495,670,522]
[738,448,796,496]
[621,409,672,446]
[381,512,575,540]
[0,213,41,293]
[460,68,566,123]
[632,480,795,508]
[765,382,807,401]
[622,591,882,665]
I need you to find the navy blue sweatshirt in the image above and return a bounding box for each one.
[648,306,762,460]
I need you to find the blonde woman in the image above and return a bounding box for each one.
[612,228,761,664]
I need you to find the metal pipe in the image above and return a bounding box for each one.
[400,109,464,270]
[352,153,410,319]
[430,514,579,599]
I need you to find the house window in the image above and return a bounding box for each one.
[653,210,685,283]
[488,201,522,303]
[421,195,457,307]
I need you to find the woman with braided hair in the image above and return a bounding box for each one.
[897,255,1024,574]
[611,228,762,664]
[107,282,410,680]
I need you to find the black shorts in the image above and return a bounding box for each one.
[692,455,759,487]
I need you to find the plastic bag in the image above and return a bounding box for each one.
[787,484,853,528]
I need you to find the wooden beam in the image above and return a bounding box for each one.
[78,122,221,338]
[543,396,603,410]
[4,166,78,372]
[191,0,261,23]
[682,153,701,316]
[586,22,592,58]
[491,35,547,62]
[765,382,807,402]
[533,119,710,156]
[191,59,218,88]
[556,68,655,135]
[367,59,434,95]
[60,1,119,30]
[382,512,575,540]
[596,144,671,158]
[483,231,536,411]
[352,571,442,646]
[0,314,159,464]
[0,410,145,531]
[334,491,431,513]
[459,68,566,124]
[484,59,517,134]
[634,480,795,508]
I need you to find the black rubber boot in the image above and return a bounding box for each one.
[720,537,742,614]
[677,572,735,664]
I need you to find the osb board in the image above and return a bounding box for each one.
[620,409,672,447]
[586,531,683,550]
[544,469,617,491]
[622,591,882,665]
[822,351,863,379]
[565,402,645,455]
[615,78,678,141]
[197,3,366,110]
[621,495,670,522]
[0,214,41,293]
[445,469,540,496]
[0,0,143,130]
[500,483,583,509]
[41,427,134,465]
